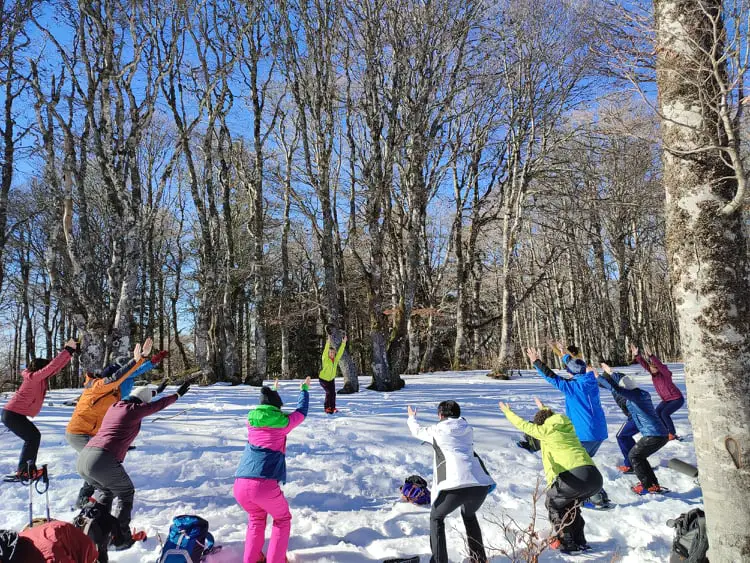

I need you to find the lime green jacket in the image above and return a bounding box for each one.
[502,407,594,486]
[319,340,346,381]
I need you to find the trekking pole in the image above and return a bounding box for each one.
[27,460,34,528]
[36,465,51,522]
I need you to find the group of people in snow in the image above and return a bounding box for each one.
[0,337,189,561]
[0,332,682,562]
[412,340,684,558]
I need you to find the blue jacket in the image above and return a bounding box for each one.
[534,359,608,442]
[119,360,155,399]
[235,389,309,483]
[598,377,667,437]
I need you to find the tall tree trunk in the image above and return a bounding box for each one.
[655,0,750,557]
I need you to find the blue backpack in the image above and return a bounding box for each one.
[158,515,217,563]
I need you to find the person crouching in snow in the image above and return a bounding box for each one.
[499,397,602,554]
[66,337,169,509]
[234,377,310,563]
[593,367,670,495]
[0,521,98,563]
[406,400,494,563]
[1,338,78,480]
[630,343,684,440]
[318,331,347,414]
[76,380,190,551]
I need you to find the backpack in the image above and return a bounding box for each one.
[667,508,709,563]
[73,503,118,563]
[400,475,431,506]
[158,515,216,563]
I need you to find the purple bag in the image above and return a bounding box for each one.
[400,475,431,505]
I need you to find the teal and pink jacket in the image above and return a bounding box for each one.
[4,348,74,417]
[635,353,683,402]
[235,387,309,483]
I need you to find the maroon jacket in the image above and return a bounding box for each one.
[85,394,178,462]
[635,353,683,402]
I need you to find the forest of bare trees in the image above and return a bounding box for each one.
[0,0,718,393]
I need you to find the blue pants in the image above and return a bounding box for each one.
[580,440,603,458]
[655,397,684,435]
[616,419,639,466]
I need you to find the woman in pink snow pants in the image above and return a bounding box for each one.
[234,376,310,563]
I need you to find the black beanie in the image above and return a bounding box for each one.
[260,386,283,409]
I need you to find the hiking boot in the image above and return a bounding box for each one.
[324,408,333,414]
[668,433,682,441]
[617,465,633,473]
[549,537,582,553]
[647,484,666,494]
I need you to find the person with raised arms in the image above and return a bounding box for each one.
[499,396,602,554]
[1,338,78,480]
[630,343,684,440]
[592,366,670,495]
[406,400,494,563]
[66,337,169,509]
[76,379,190,551]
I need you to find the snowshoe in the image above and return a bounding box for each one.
[3,464,48,483]
[632,482,669,495]
[582,500,615,510]
[383,558,420,563]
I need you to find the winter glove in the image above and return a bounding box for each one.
[176,381,190,397]
[155,380,168,395]
[151,350,169,365]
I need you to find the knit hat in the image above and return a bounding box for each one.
[130,385,156,404]
[618,375,638,390]
[260,386,283,409]
[562,354,587,375]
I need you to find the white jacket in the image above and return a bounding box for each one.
[407,416,495,498]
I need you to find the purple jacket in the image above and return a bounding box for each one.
[86,394,178,462]
[635,354,683,402]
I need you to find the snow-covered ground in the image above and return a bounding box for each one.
[1,364,699,562]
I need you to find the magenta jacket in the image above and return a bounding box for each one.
[635,353,683,402]
[86,394,178,462]
[4,349,73,417]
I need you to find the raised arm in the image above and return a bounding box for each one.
[286,377,311,432]
[499,403,554,441]
[135,393,179,419]
[648,354,672,378]
[321,340,331,364]
[407,406,436,443]
[28,339,76,380]
[334,336,347,364]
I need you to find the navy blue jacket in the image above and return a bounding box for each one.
[534,359,608,442]
[598,377,667,437]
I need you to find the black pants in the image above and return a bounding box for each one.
[630,435,668,488]
[430,486,487,563]
[546,465,603,547]
[1,408,41,471]
[319,378,336,411]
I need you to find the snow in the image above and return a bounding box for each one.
[0,364,699,562]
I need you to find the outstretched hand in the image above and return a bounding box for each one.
[133,343,142,361]
[534,397,544,410]
[526,347,540,363]
[274,378,279,391]
[343,335,348,343]
[176,381,190,397]
[629,343,638,356]
[155,380,168,394]
[301,376,311,389]
[65,338,78,351]
[590,365,600,378]
[407,405,417,418]
[498,401,510,411]
[142,337,153,357]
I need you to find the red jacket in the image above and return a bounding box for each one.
[86,394,178,462]
[4,350,73,417]
[16,520,98,563]
[635,353,683,402]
